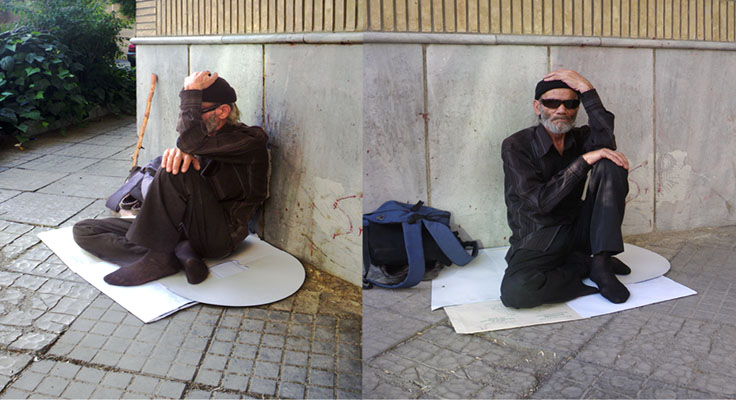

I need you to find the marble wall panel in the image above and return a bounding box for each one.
[551,47,655,235]
[263,45,363,285]
[363,44,427,212]
[189,45,264,128]
[137,45,190,162]
[654,49,736,231]
[426,45,547,247]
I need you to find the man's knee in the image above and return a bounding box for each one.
[500,272,546,309]
[72,219,98,249]
[591,158,628,180]
[590,158,629,195]
[152,167,204,194]
[72,219,96,238]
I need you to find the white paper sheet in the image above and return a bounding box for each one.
[431,247,508,310]
[567,276,696,318]
[431,243,671,310]
[444,276,697,334]
[38,227,196,323]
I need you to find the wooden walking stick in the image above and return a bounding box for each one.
[131,73,157,168]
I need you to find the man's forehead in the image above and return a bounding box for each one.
[540,88,578,100]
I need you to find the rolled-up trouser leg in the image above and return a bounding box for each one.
[72,218,147,266]
[126,168,234,258]
[500,228,597,308]
[571,159,629,256]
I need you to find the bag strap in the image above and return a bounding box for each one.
[105,172,145,212]
[422,219,477,266]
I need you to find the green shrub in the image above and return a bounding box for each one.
[0,27,86,143]
[4,0,135,113]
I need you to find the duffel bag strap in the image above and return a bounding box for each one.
[105,172,144,212]
[422,219,477,266]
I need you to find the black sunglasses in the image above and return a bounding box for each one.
[540,99,580,109]
[201,104,221,114]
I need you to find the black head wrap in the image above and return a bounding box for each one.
[534,79,577,99]
[202,77,237,104]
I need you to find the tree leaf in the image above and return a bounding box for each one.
[0,108,18,124]
[0,56,14,71]
[19,110,42,120]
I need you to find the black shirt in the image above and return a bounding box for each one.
[501,89,616,260]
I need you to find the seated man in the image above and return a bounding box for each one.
[73,71,269,286]
[500,69,631,308]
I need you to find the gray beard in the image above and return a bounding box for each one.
[539,113,576,135]
[204,114,218,134]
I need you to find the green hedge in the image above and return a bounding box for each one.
[0,27,86,143]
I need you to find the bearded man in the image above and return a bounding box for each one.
[73,71,269,287]
[499,69,631,308]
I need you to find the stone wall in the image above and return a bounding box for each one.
[134,35,736,285]
[364,42,736,247]
[135,42,363,286]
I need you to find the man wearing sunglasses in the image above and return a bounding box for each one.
[500,69,630,308]
[73,71,269,286]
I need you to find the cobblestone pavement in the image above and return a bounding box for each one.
[363,225,736,399]
[0,116,361,399]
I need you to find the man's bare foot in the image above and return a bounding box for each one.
[104,250,180,286]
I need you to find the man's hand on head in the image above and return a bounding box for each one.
[183,71,219,91]
[583,148,629,170]
[162,147,201,175]
[544,69,594,93]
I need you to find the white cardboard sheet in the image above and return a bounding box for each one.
[445,276,696,334]
[39,226,306,322]
[38,227,196,323]
[157,235,305,307]
[431,243,671,310]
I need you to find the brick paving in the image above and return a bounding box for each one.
[0,116,361,399]
[363,225,736,398]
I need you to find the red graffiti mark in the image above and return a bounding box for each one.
[418,112,430,122]
[625,161,649,204]
[332,194,363,239]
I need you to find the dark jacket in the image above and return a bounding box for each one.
[501,89,616,260]
[176,89,269,245]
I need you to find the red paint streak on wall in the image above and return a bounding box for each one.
[332,193,364,239]
[625,161,649,205]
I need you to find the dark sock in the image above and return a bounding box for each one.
[175,241,209,284]
[104,250,180,286]
[590,253,630,303]
[610,256,631,275]
[566,251,593,278]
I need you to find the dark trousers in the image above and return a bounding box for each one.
[73,168,235,267]
[500,159,629,309]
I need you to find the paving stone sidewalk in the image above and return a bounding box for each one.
[363,225,736,399]
[0,116,361,399]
